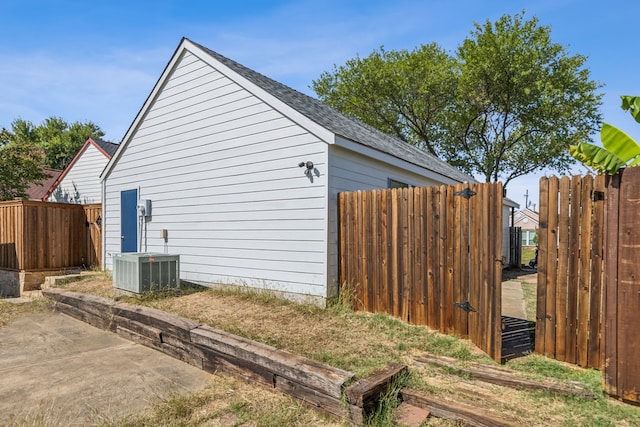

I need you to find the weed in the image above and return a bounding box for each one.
[327,281,358,314]
[364,372,410,426]
[129,282,206,303]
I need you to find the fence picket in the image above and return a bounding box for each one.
[564,177,581,364]
[577,176,593,367]
[426,187,437,328]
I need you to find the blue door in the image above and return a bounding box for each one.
[121,189,138,252]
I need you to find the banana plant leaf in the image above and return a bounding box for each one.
[601,123,640,163]
[569,142,626,174]
[621,95,640,123]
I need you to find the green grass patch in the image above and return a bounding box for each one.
[520,281,537,322]
[506,353,601,393]
[522,247,537,264]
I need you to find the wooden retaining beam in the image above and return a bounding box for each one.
[415,354,596,399]
[42,288,405,424]
[400,388,517,427]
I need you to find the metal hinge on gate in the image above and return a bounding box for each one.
[454,187,476,199]
[454,301,476,313]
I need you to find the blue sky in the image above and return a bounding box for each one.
[1,0,638,207]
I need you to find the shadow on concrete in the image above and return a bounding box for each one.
[501,316,534,363]
[502,266,537,281]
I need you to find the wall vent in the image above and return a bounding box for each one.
[113,253,180,293]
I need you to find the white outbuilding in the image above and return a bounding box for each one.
[101,38,477,304]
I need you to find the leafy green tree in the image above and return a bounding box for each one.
[312,43,457,156]
[7,117,104,169]
[313,12,603,187]
[448,13,601,185]
[0,140,48,200]
[0,128,13,147]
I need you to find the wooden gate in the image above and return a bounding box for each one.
[537,171,640,404]
[338,183,504,362]
[603,168,640,404]
[535,175,605,369]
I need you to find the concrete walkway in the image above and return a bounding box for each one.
[501,273,536,361]
[502,280,528,319]
[0,312,212,426]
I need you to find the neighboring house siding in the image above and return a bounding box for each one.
[104,51,329,298]
[326,144,451,291]
[49,144,108,203]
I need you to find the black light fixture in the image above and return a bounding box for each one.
[299,160,315,178]
[298,161,314,170]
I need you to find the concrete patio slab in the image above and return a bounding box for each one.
[0,311,212,425]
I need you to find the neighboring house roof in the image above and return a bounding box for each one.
[513,208,539,230]
[25,168,62,200]
[103,38,474,184]
[44,137,117,202]
[92,138,119,158]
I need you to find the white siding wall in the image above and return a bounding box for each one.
[49,144,108,203]
[326,145,455,293]
[104,51,329,299]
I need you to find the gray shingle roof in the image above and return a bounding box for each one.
[93,138,118,158]
[190,39,474,184]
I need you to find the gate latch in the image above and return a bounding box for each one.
[454,301,476,312]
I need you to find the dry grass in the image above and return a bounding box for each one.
[56,276,640,426]
[0,298,51,328]
[62,276,483,378]
[112,373,342,427]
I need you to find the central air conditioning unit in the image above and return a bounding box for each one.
[113,253,180,293]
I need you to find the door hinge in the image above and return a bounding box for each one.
[454,301,476,313]
[454,187,476,199]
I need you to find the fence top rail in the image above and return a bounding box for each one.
[540,173,599,182]
[338,182,503,196]
[0,200,94,209]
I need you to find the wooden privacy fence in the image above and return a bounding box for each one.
[535,175,605,369]
[339,183,504,362]
[537,170,640,404]
[0,200,102,270]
